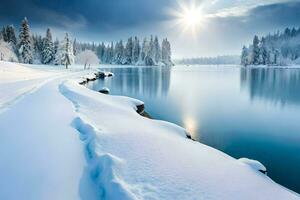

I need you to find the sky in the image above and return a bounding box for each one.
[0,0,300,58]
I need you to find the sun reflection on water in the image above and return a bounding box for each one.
[183,116,198,139]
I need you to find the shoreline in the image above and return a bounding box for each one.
[66,70,300,199]
[1,62,299,199]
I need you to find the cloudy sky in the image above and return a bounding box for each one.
[0,0,299,58]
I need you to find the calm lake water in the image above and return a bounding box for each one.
[87,65,300,193]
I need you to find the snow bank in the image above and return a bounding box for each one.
[0,61,57,111]
[60,79,300,200]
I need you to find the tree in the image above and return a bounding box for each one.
[75,50,99,69]
[162,38,172,66]
[250,35,260,65]
[124,37,133,64]
[259,37,268,65]
[53,38,59,56]
[4,25,17,48]
[132,36,140,64]
[41,28,54,64]
[55,33,74,68]
[113,40,124,64]
[73,38,79,56]
[96,42,105,63]
[140,37,148,62]
[18,17,33,64]
[154,36,161,63]
[241,46,249,66]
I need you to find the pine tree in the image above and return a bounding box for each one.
[161,38,172,66]
[73,38,78,56]
[96,42,105,63]
[132,36,140,64]
[55,33,74,68]
[18,17,33,64]
[6,25,17,47]
[124,37,133,64]
[140,37,148,62]
[259,37,268,65]
[250,35,260,65]
[1,27,8,42]
[113,40,124,64]
[41,28,54,64]
[154,36,161,63]
[241,46,249,66]
[53,38,59,64]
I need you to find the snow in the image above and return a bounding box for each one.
[239,158,267,173]
[0,61,57,112]
[0,61,299,199]
[60,79,300,200]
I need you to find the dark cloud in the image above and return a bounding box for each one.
[0,0,172,32]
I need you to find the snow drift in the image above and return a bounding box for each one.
[60,79,300,200]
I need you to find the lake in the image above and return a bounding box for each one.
[87,65,300,193]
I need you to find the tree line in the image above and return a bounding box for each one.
[0,17,173,68]
[241,27,300,66]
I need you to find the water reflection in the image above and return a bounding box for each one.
[240,67,300,105]
[88,67,171,98]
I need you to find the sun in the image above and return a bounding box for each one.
[168,1,204,36]
[182,7,201,28]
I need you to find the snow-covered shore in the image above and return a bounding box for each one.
[0,62,299,199]
[242,64,300,69]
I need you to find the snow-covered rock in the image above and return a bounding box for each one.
[239,158,267,174]
[99,87,110,94]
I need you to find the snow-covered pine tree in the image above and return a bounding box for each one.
[73,38,78,56]
[140,37,148,62]
[18,17,33,64]
[55,33,74,68]
[250,35,260,65]
[1,27,8,42]
[161,38,172,66]
[6,25,17,48]
[53,38,59,63]
[241,46,249,66]
[132,36,140,64]
[32,34,41,63]
[41,28,54,64]
[109,42,114,63]
[259,37,268,65]
[96,42,105,63]
[113,40,124,64]
[142,35,155,66]
[124,37,133,64]
[154,36,161,64]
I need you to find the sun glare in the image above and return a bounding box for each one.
[182,7,201,28]
[168,1,204,36]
